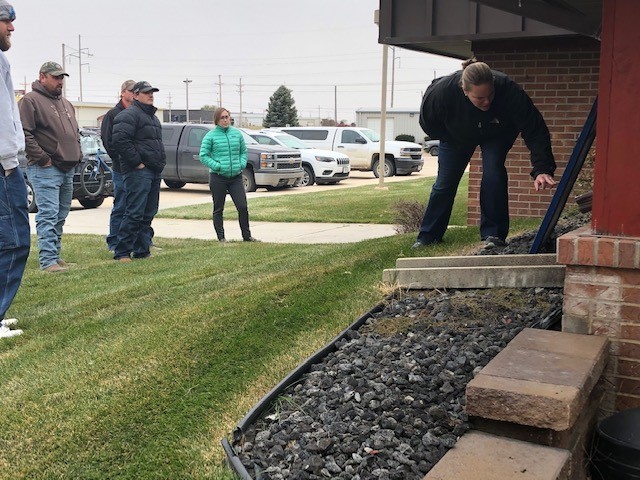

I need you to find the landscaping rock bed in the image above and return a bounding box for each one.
[228,213,587,479]
[232,287,563,480]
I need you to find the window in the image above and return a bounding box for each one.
[254,135,277,146]
[188,128,208,148]
[79,132,105,155]
[284,129,328,141]
[341,130,364,144]
[162,127,178,144]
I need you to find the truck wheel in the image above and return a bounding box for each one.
[164,180,186,189]
[242,169,257,192]
[429,146,439,156]
[25,178,38,213]
[372,157,395,178]
[297,164,315,187]
[78,197,105,209]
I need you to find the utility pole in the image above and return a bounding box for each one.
[218,74,222,107]
[334,85,337,125]
[62,43,66,98]
[183,78,192,123]
[77,35,92,102]
[238,77,243,127]
[377,44,389,190]
[63,37,91,101]
[167,93,173,122]
[78,35,83,102]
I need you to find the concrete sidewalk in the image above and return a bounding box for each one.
[29,161,440,244]
[52,210,397,244]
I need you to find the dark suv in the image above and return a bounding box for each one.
[20,129,114,213]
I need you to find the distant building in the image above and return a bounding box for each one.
[68,101,164,129]
[355,108,425,143]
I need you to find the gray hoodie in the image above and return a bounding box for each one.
[0,51,24,170]
[18,81,82,172]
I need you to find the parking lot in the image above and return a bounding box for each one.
[29,158,441,243]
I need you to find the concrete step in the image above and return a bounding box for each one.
[396,253,558,269]
[382,264,565,289]
[382,254,564,289]
[466,328,608,431]
[423,431,570,480]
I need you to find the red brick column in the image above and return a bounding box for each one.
[469,38,600,227]
[558,227,640,412]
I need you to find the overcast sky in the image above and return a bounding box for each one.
[7,0,461,122]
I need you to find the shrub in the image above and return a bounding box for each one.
[392,200,425,234]
[395,134,415,142]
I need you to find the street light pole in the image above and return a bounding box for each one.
[183,78,192,123]
[390,46,395,108]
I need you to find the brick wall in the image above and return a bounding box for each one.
[468,37,600,226]
[558,226,640,413]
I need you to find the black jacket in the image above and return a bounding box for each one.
[112,100,166,174]
[419,70,556,178]
[100,100,125,173]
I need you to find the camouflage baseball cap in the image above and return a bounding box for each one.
[0,1,16,22]
[39,61,69,77]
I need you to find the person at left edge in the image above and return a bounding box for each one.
[0,0,28,337]
[19,61,82,272]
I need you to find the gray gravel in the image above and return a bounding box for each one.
[233,287,563,480]
[230,213,587,479]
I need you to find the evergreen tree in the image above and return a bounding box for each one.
[263,85,299,127]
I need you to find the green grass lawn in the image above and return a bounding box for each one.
[0,175,543,478]
[2,227,494,480]
[157,175,470,225]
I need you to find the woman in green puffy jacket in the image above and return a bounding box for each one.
[199,107,257,242]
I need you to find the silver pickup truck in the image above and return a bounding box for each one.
[161,124,303,192]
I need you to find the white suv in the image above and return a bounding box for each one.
[243,129,350,186]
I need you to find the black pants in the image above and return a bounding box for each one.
[208,173,251,240]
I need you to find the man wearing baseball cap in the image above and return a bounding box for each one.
[18,59,82,272]
[0,0,28,337]
[111,81,166,262]
[101,79,136,252]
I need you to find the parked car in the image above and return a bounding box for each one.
[273,126,424,177]
[161,123,303,192]
[20,129,114,213]
[242,129,350,187]
[424,139,439,156]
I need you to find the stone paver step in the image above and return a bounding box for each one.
[466,328,608,431]
[423,431,570,480]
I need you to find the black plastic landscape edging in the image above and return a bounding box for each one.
[221,302,386,479]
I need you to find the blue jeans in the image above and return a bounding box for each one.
[115,167,161,259]
[418,133,517,242]
[0,167,30,320]
[26,164,74,269]
[106,170,125,251]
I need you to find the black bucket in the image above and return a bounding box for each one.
[590,407,640,480]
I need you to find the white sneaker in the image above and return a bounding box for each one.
[1,318,18,327]
[0,326,23,338]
